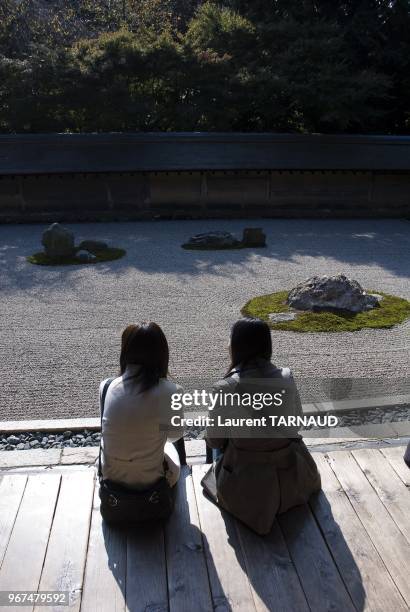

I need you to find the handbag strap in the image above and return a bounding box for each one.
[98,377,114,480]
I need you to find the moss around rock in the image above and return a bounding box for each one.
[27,247,126,266]
[242,290,410,332]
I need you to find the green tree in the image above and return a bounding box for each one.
[0,0,408,133]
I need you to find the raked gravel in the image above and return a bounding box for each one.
[0,219,409,421]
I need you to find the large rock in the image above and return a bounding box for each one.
[182,231,241,249]
[41,223,75,259]
[286,274,379,313]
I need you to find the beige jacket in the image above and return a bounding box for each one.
[100,365,183,488]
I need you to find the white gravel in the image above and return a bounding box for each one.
[0,219,409,420]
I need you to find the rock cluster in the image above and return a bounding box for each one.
[286,274,379,313]
[184,231,241,249]
[41,223,108,260]
[182,227,266,249]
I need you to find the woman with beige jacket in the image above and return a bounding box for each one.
[100,322,184,491]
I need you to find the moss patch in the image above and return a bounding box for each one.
[241,290,410,332]
[27,247,126,266]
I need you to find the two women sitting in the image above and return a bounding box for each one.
[99,318,321,534]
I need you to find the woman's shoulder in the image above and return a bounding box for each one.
[213,375,239,392]
[99,375,122,396]
[156,378,183,395]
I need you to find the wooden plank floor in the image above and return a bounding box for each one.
[0,446,409,612]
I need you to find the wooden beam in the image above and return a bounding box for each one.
[380,446,410,487]
[165,467,213,612]
[329,450,410,606]
[35,471,95,612]
[352,449,410,543]
[0,475,27,570]
[0,474,60,609]
[312,453,407,611]
[81,483,126,612]
[126,523,168,611]
[279,502,356,612]
[235,519,309,611]
[192,465,257,611]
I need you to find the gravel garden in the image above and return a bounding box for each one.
[0,219,409,439]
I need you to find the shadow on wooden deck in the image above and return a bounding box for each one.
[0,446,409,611]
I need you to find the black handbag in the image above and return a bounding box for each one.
[98,378,175,524]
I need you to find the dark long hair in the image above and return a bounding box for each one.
[227,318,272,374]
[120,322,169,392]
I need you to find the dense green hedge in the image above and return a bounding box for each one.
[1,1,409,133]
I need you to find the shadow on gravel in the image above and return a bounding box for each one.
[1,219,409,293]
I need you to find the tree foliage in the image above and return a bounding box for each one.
[0,0,409,133]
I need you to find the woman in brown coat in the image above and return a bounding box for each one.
[202,318,321,535]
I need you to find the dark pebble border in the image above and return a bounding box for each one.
[0,430,102,452]
[0,429,203,451]
[0,405,408,451]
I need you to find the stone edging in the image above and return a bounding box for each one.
[1,394,409,434]
[0,437,408,472]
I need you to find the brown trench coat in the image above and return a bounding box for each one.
[202,361,321,535]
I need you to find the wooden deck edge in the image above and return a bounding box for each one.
[0,438,408,472]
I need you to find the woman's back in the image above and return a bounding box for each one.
[202,318,321,534]
[208,358,303,451]
[101,365,181,488]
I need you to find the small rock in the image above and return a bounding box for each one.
[242,228,266,247]
[63,431,72,438]
[77,240,108,255]
[76,250,97,263]
[41,437,48,445]
[7,435,20,445]
[16,443,25,450]
[269,312,298,323]
[369,293,384,303]
[29,440,40,448]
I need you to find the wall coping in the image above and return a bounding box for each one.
[1,132,410,175]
